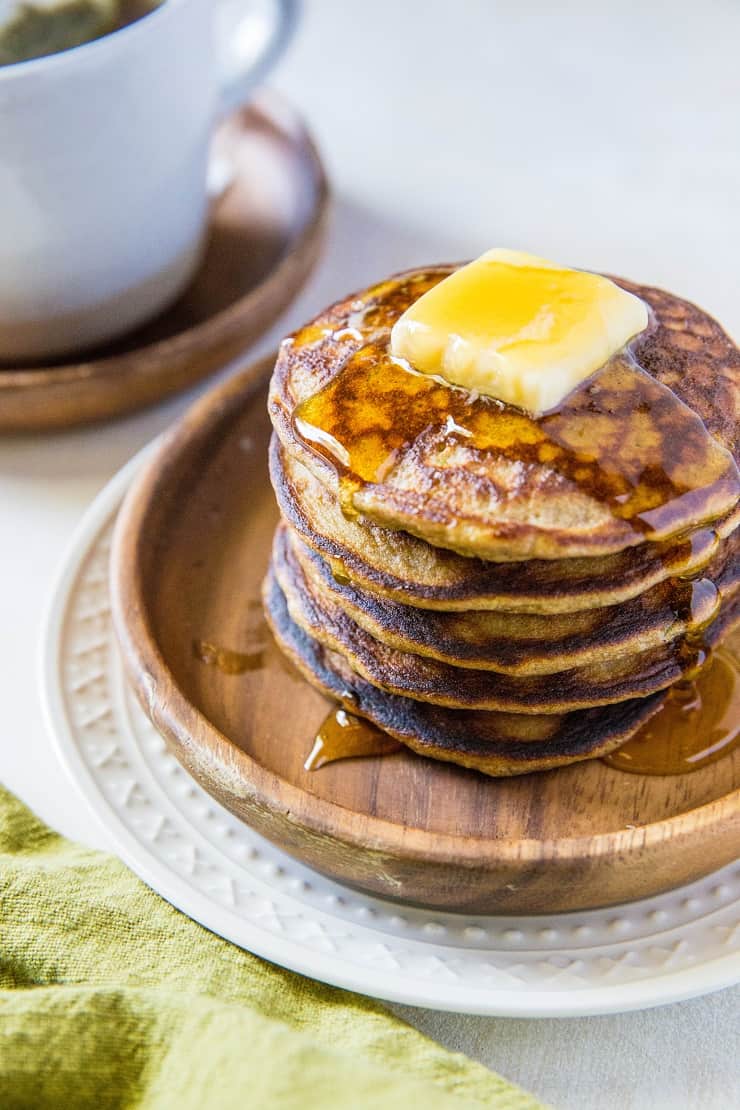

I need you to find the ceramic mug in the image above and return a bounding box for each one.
[0,0,296,362]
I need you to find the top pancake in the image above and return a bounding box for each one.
[270,267,740,562]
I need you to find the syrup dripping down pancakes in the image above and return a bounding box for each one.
[263,265,740,776]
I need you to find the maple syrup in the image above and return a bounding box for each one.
[293,324,737,540]
[667,545,723,679]
[193,601,268,675]
[285,270,740,780]
[604,633,740,774]
[304,708,401,771]
[193,640,264,674]
[662,526,721,577]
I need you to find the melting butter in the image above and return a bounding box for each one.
[390,248,649,414]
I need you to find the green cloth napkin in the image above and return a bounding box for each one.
[0,785,544,1110]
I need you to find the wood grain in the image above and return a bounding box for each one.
[0,95,328,432]
[110,359,740,914]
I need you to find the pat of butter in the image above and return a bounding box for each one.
[390,248,649,414]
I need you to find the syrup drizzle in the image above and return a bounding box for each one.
[193,640,265,674]
[292,272,738,540]
[288,272,739,777]
[193,600,268,675]
[669,538,724,678]
[663,526,722,576]
[603,634,740,774]
[304,708,401,771]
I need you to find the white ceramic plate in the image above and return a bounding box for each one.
[41,454,740,1017]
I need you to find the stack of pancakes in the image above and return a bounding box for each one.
[264,266,740,776]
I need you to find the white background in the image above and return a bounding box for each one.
[1,2,738,1106]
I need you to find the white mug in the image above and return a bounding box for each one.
[0,0,296,362]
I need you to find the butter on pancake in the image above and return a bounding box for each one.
[264,260,740,777]
[390,248,649,414]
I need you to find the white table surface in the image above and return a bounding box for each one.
[1,2,738,1107]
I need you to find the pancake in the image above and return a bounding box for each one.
[262,566,665,776]
[271,435,740,615]
[288,521,740,675]
[272,522,740,713]
[263,263,740,778]
[270,268,740,562]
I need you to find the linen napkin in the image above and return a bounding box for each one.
[0,784,544,1109]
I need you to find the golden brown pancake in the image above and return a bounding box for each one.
[263,264,740,777]
[262,566,665,776]
[270,268,739,562]
[287,521,740,675]
[272,522,740,713]
[271,436,740,614]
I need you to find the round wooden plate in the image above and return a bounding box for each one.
[110,359,740,914]
[0,92,328,432]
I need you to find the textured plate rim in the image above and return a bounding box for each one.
[39,449,740,1017]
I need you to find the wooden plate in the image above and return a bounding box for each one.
[0,93,328,432]
[110,360,740,914]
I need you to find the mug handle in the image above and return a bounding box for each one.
[216,0,298,114]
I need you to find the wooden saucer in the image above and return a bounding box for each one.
[110,360,740,914]
[0,94,328,432]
